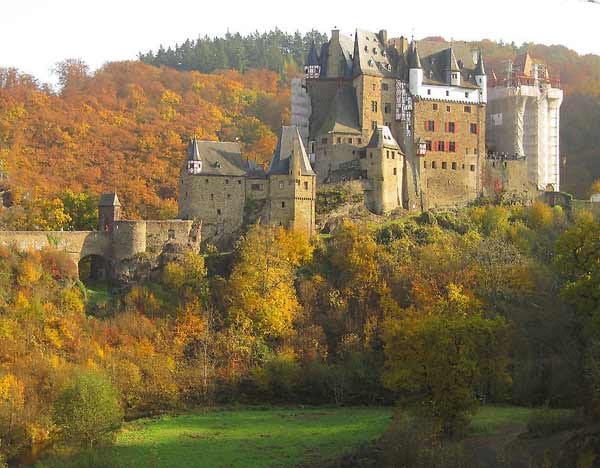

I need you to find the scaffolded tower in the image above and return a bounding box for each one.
[487,53,563,191]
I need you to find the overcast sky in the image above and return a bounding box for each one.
[1,0,599,85]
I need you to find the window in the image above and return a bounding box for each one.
[336,137,341,144]
[384,103,391,114]
[210,193,214,200]
[447,122,455,133]
[470,164,475,172]
[465,92,469,98]
[446,105,451,112]
[432,161,437,169]
[462,164,465,170]
[391,151,395,159]
[437,141,445,152]
[442,161,447,169]
[251,184,262,191]
[425,140,432,151]
[451,162,457,170]
[225,179,229,184]
[358,138,362,144]
[427,89,432,95]
[371,101,378,112]
[372,83,376,91]
[348,138,353,144]
[304,181,309,189]
[386,150,390,159]
[281,201,285,208]
[464,106,471,113]
[309,141,316,153]
[382,83,389,91]
[321,137,328,144]
[205,179,209,184]
[446,90,450,97]
[465,147,470,155]
[385,121,391,128]
[424,160,427,169]
[425,120,435,131]
[370,152,373,159]
[279,181,284,189]
[433,103,438,110]
[238,180,242,184]
[470,123,478,134]
[371,121,377,130]
[449,141,456,152]
[393,168,397,175]
[168,229,175,240]
[217,209,221,215]
[227,193,231,199]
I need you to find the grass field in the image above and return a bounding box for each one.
[39,405,574,467]
[43,407,392,468]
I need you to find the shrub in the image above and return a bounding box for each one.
[53,370,123,448]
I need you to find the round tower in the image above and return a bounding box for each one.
[474,50,487,103]
[408,41,423,96]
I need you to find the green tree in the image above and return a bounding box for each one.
[53,371,123,448]
[59,190,98,230]
[383,285,510,434]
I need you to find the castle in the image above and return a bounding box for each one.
[178,126,316,242]
[292,29,563,211]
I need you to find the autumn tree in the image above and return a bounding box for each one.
[226,225,313,341]
[383,285,510,434]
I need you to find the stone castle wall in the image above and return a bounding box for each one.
[481,158,535,200]
[412,99,485,208]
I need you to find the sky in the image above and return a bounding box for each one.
[1,0,599,85]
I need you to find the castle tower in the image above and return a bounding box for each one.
[267,126,316,236]
[408,41,423,96]
[474,50,487,103]
[362,126,404,214]
[98,192,121,232]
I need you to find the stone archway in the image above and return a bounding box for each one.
[78,254,110,285]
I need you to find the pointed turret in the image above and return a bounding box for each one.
[304,41,321,79]
[408,41,424,96]
[306,41,319,66]
[448,48,460,72]
[444,48,461,86]
[186,136,203,174]
[474,49,485,75]
[98,192,122,232]
[408,41,422,69]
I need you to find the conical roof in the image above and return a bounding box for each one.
[447,48,460,72]
[306,41,319,66]
[408,41,422,69]
[187,136,201,161]
[474,49,485,75]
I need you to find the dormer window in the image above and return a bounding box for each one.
[373,48,378,55]
[364,45,368,52]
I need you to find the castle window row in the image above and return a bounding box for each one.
[431,104,473,113]
[425,161,476,172]
[424,121,479,134]
[321,137,363,145]
[204,178,242,185]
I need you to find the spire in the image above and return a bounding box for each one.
[187,136,201,161]
[475,49,486,75]
[98,192,121,207]
[448,48,460,72]
[408,40,422,69]
[306,41,319,66]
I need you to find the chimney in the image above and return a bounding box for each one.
[331,28,340,42]
[379,29,388,44]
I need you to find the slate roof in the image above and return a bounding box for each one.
[352,29,394,77]
[185,140,266,178]
[307,41,320,66]
[367,126,401,150]
[420,47,480,89]
[99,193,121,207]
[407,41,422,69]
[315,86,361,136]
[268,126,316,177]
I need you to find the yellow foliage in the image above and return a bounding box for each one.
[17,259,42,286]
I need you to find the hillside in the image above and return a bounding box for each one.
[0,63,289,219]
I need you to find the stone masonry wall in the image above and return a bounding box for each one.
[413,99,485,208]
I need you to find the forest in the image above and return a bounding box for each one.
[1,203,599,465]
